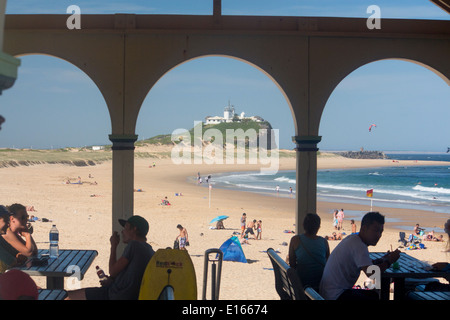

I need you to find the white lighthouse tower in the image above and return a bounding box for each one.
[223,101,235,122]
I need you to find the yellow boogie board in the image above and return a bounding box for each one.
[139,248,197,300]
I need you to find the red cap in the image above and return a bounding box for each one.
[0,269,38,300]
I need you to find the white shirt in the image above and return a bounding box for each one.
[319,234,372,300]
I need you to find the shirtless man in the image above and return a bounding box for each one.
[176,224,189,250]
[243,219,257,240]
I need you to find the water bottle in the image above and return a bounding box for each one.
[49,225,59,258]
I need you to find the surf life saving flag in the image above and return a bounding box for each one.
[366,189,374,197]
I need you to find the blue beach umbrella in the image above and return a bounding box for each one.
[209,215,229,224]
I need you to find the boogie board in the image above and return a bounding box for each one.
[139,248,197,300]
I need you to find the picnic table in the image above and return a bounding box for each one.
[11,249,98,290]
[370,252,448,300]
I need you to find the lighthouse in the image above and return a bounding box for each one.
[223,101,235,122]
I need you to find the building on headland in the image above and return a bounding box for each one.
[204,102,264,124]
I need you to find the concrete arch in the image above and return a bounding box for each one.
[4,24,126,135]
[4,14,449,236]
[318,57,450,133]
[135,53,297,135]
[123,35,306,138]
[309,37,450,135]
[12,52,111,119]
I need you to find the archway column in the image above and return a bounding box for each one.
[293,135,321,234]
[109,134,138,245]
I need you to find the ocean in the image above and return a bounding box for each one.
[208,153,450,229]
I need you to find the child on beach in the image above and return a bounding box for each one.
[351,219,357,234]
[256,220,262,240]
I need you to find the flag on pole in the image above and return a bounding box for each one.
[366,189,373,197]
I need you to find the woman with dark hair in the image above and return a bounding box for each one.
[0,205,27,273]
[2,203,38,257]
[288,213,330,291]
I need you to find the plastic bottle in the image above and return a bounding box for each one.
[49,225,59,258]
[96,266,106,279]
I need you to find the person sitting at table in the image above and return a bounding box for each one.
[66,215,155,300]
[288,213,330,292]
[1,203,38,257]
[0,206,27,273]
[319,211,400,300]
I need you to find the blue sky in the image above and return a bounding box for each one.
[1,0,449,151]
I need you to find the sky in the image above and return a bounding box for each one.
[1,0,449,152]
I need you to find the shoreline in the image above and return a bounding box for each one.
[1,155,448,300]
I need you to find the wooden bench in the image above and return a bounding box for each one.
[406,290,450,300]
[38,289,67,300]
[266,248,324,300]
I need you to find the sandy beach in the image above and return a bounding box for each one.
[1,153,449,300]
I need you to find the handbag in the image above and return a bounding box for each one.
[173,239,179,250]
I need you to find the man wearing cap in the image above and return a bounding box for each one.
[67,215,155,300]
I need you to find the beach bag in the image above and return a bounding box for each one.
[173,239,179,250]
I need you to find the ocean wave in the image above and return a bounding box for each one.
[412,185,450,195]
[274,176,296,184]
[317,184,450,203]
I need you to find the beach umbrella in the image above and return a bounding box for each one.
[209,215,229,224]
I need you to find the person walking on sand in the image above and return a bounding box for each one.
[337,209,345,230]
[333,210,338,230]
[176,224,189,250]
[240,213,247,237]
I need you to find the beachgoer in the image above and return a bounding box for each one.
[332,210,338,230]
[176,224,189,250]
[0,269,39,300]
[66,215,155,300]
[256,220,262,240]
[319,211,400,300]
[161,197,170,205]
[351,219,357,234]
[275,185,280,195]
[337,209,344,230]
[2,204,38,257]
[414,223,423,236]
[0,206,26,273]
[243,219,257,240]
[288,213,330,292]
[289,187,293,198]
[324,232,343,241]
[216,220,224,229]
[240,213,247,237]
